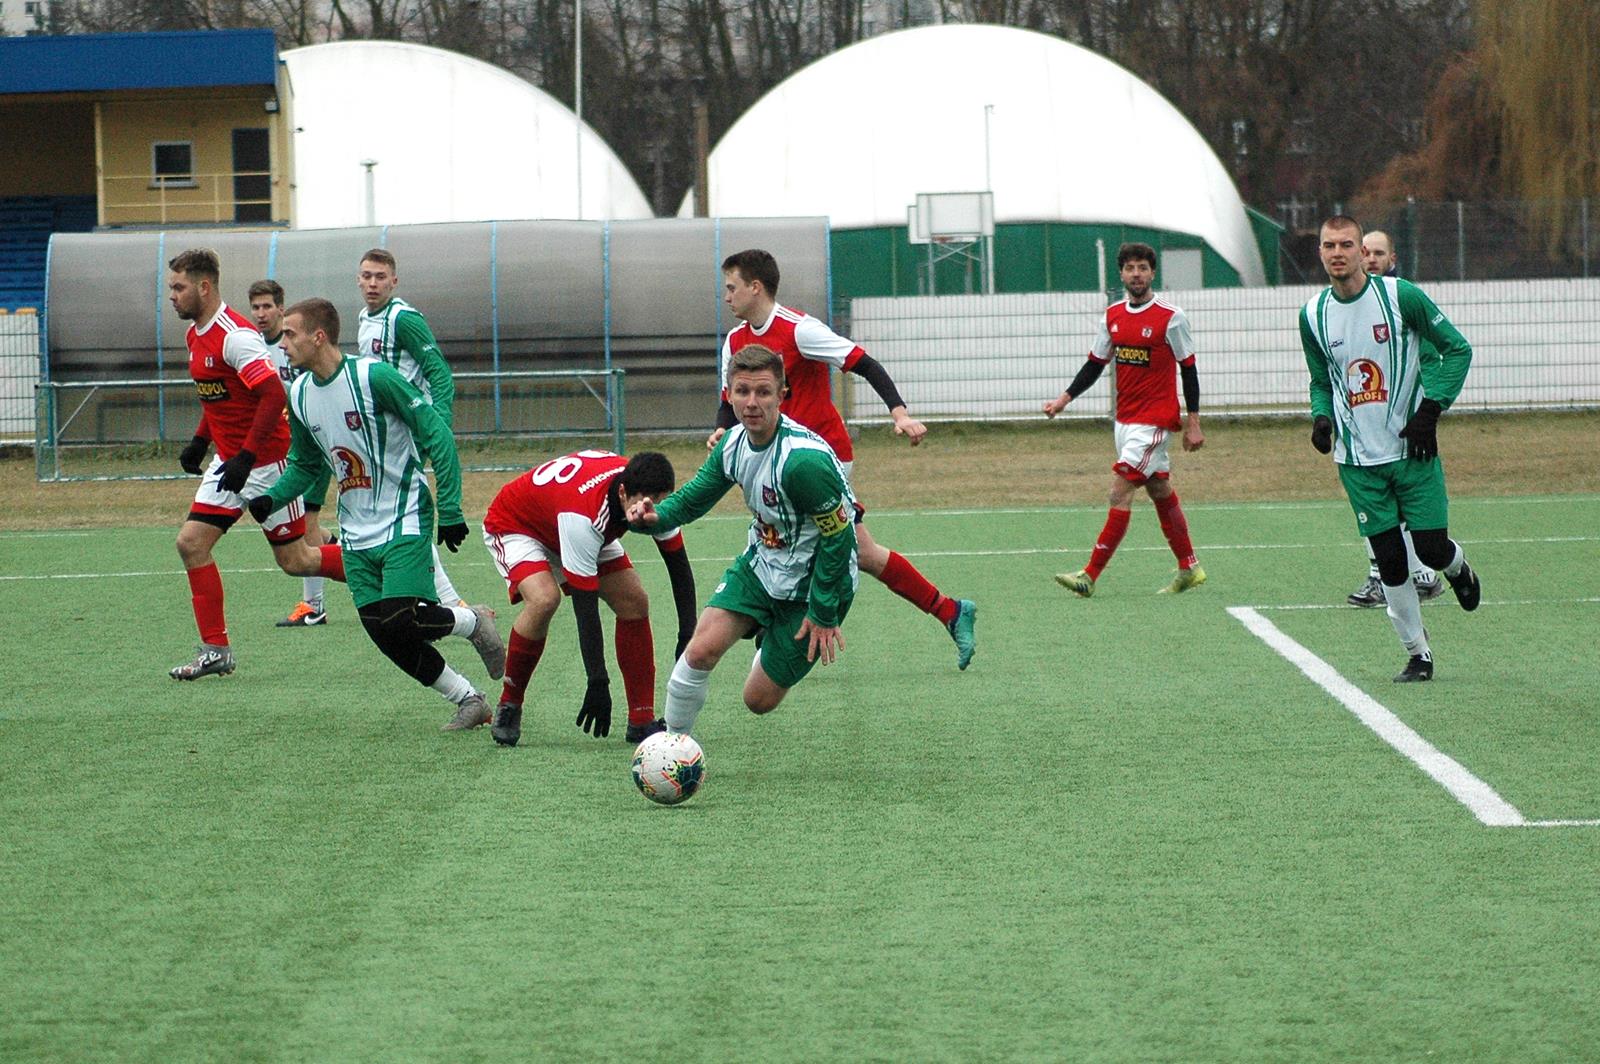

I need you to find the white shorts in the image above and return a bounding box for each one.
[482,529,629,603]
[190,455,306,543]
[1112,422,1173,484]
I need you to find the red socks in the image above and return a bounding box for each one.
[319,543,346,582]
[613,618,657,727]
[500,630,545,707]
[878,551,959,625]
[1154,492,1198,569]
[1085,508,1131,579]
[186,562,228,646]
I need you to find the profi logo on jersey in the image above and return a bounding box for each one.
[194,379,229,402]
[1346,359,1388,406]
[331,445,373,492]
[1114,345,1151,366]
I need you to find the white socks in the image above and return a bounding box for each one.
[302,576,324,610]
[431,544,462,605]
[664,657,712,735]
[431,666,475,704]
[1440,541,1465,579]
[447,605,477,638]
[1384,579,1431,659]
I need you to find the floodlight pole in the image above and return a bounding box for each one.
[575,0,584,219]
[983,104,995,294]
[360,159,378,227]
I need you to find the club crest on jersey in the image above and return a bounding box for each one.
[1141,327,1153,338]
[756,519,786,549]
[762,486,779,508]
[1346,359,1388,406]
[344,410,363,431]
[369,339,382,355]
[1373,323,1391,343]
[331,445,373,492]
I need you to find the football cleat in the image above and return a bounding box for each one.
[275,601,327,627]
[625,717,668,745]
[946,599,978,670]
[443,692,491,731]
[467,605,506,679]
[491,701,523,747]
[1347,575,1385,608]
[1444,560,1480,612]
[169,643,235,680]
[1414,575,1445,602]
[1159,565,1207,595]
[1054,570,1095,597]
[1393,654,1435,683]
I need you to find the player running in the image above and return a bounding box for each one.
[246,298,505,729]
[707,248,976,669]
[481,450,698,747]
[1302,215,1482,682]
[249,278,337,627]
[632,345,857,736]
[356,248,474,611]
[1043,242,1206,596]
[167,249,345,680]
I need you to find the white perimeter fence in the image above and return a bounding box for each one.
[847,278,1600,422]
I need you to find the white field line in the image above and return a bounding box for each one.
[1228,605,1531,828]
[1254,597,1600,611]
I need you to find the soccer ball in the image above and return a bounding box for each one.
[631,731,706,806]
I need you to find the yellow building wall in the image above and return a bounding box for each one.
[0,100,96,196]
[98,88,291,226]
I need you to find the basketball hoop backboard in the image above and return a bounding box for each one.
[914,191,995,242]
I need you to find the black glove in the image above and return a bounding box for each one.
[1310,416,1333,455]
[246,495,275,523]
[675,628,694,661]
[1398,398,1442,461]
[218,449,255,494]
[437,521,469,552]
[576,679,612,738]
[179,435,209,475]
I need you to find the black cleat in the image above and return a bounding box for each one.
[491,701,522,747]
[1444,560,1480,612]
[1393,655,1434,683]
[625,718,667,745]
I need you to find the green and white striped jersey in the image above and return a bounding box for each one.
[653,415,858,625]
[356,297,455,427]
[265,356,463,551]
[1300,276,1472,466]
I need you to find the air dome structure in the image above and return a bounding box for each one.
[683,24,1268,289]
[284,41,652,229]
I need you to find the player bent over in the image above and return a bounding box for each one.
[481,450,698,747]
[167,249,345,680]
[250,278,337,627]
[1302,215,1482,682]
[629,345,857,736]
[246,298,506,729]
[1043,242,1206,596]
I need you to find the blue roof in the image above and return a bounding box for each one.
[0,29,279,95]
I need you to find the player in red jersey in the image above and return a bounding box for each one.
[166,249,345,680]
[481,450,697,747]
[1042,242,1206,596]
[706,249,977,670]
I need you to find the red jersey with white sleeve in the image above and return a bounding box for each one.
[483,450,684,593]
[1088,296,1196,430]
[722,303,865,461]
[187,304,289,462]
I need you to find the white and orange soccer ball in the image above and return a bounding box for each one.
[631,732,705,806]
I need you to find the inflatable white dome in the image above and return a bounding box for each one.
[682,24,1265,284]
[284,41,652,228]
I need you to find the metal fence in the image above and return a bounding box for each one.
[1,310,38,440]
[846,278,1600,423]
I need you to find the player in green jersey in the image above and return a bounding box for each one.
[246,298,506,731]
[627,345,858,736]
[1301,215,1482,683]
[249,278,337,627]
[356,248,472,611]
[1340,231,1444,609]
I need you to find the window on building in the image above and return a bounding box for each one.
[151,141,196,188]
[25,0,39,12]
